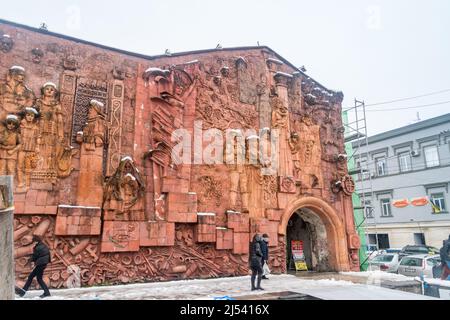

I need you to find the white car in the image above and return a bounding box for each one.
[367,253,400,273]
[397,254,441,278]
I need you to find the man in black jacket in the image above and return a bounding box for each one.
[261,234,269,279]
[249,234,264,291]
[16,235,51,298]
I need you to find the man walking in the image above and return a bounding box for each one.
[261,234,270,279]
[16,235,51,298]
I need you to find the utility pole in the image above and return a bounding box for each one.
[0,176,14,300]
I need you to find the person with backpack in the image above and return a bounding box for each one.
[16,235,51,298]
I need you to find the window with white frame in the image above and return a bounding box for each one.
[424,145,439,168]
[363,199,373,218]
[376,158,387,176]
[380,198,392,217]
[398,152,412,172]
[431,193,446,212]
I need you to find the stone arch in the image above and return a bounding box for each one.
[279,196,350,272]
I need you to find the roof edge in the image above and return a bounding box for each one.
[353,113,450,147]
[0,18,335,92]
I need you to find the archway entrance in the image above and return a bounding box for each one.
[286,208,330,271]
[279,196,350,272]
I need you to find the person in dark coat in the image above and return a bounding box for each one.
[261,234,269,279]
[249,233,264,290]
[440,235,450,280]
[17,235,51,298]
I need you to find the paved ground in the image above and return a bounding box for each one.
[17,273,437,300]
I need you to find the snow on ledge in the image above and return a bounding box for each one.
[58,205,101,210]
[197,212,216,216]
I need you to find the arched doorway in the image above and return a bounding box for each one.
[286,208,330,271]
[279,197,350,272]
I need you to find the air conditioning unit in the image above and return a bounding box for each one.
[411,149,420,157]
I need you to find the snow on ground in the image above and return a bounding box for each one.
[17,274,436,300]
[340,271,415,282]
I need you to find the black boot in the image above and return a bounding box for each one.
[40,292,51,298]
[251,273,257,290]
[256,274,264,290]
[15,286,26,297]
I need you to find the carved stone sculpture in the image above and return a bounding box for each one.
[16,107,40,192]
[76,99,108,206]
[0,115,21,176]
[32,82,65,184]
[0,34,14,53]
[103,157,146,221]
[0,66,35,121]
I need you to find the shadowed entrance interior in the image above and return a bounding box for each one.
[286,208,330,271]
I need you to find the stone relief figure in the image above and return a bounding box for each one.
[34,82,64,182]
[245,136,265,218]
[296,114,323,189]
[76,99,109,207]
[288,132,301,180]
[16,107,40,192]
[271,97,294,177]
[0,115,22,176]
[0,66,35,121]
[225,134,249,212]
[103,157,146,221]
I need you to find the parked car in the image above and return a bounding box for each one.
[397,254,441,278]
[399,245,440,259]
[365,244,387,260]
[367,253,400,273]
[385,248,402,254]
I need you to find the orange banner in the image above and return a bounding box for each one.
[410,197,429,207]
[392,199,409,208]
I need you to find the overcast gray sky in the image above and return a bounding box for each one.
[2,0,449,136]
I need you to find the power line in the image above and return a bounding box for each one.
[366,100,450,112]
[365,88,450,107]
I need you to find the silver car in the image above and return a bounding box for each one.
[397,254,441,278]
[368,253,400,273]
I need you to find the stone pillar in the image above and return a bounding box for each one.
[0,176,14,300]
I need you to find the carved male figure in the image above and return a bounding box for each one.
[0,115,22,176]
[35,82,64,176]
[0,66,35,121]
[17,107,40,190]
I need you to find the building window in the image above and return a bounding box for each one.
[380,198,392,217]
[376,158,387,176]
[431,193,446,212]
[424,145,439,168]
[368,234,390,249]
[398,152,412,172]
[414,233,426,245]
[364,199,374,218]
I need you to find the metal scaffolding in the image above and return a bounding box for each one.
[344,99,378,269]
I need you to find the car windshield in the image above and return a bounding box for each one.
[372,254,394,262]
[400,257,423,266]
[427,257,441,266]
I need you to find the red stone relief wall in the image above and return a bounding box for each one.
[1,22,360,289]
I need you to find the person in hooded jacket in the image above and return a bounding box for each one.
[249,233,264,290]
[16,235,51,298]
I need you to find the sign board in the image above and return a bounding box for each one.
[291,240,308,271]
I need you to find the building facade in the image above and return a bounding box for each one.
[353,114,450,249]
[1,19,360,289]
